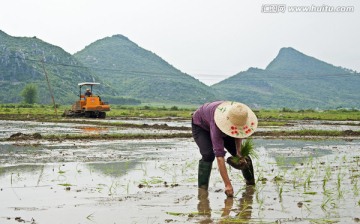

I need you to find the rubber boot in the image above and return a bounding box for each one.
[241,157,255,185]
[198,160,212,190]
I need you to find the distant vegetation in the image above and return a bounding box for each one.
[21,83,38,104]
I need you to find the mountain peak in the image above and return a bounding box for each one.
[266,47,347,75]
[111,34,130,41]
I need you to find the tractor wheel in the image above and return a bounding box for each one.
[85,111,92,118]
[99,112,106,119]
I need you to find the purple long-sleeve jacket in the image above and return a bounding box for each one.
[192,101,228,157]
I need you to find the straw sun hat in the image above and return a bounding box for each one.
[214,101,258,138]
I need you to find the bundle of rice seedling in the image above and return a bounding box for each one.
[240,138,258,159]
[227,138,258,169]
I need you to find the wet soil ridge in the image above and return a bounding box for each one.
[9,132,42,140]
[6,132,191,141]
[5,130,360,141]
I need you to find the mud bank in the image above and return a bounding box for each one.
[1,119,360,142]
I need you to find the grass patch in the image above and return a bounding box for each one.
[255,130,360,137]
[1,104,360,121]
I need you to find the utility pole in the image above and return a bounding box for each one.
[41,60,58,115]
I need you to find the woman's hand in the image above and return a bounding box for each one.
[216,157,234,197]
[225,184,234,197]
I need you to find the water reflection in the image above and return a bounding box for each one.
[255,139,334,169]
[197,188,212,224]
[0,164,44,177]
[197,186,255,223]
[78,126,109,134]
[87,161,139,177]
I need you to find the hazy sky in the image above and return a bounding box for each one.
[1,0,359,85]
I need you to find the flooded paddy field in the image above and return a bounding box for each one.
[0,119,360,223]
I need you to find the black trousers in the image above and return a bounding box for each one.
[192,122,237,162]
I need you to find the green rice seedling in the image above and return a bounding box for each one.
[86,213,95,221]
[291,168,305,189]
[336,172,343,198]
[181,160,197,175]
[321,164,332,193]
[314,159,324,178]
[304,171,314,190]
[352,179,359,197]
[292,173,298,189]
[96,184,105,193]
[108,180,121,196]
[108,181,115,195]
[341,155,347,163]
[124,160,130,175]
[302,203,312,213]
[140,164,147,176]
[254,181,265,202]
[240,138,258,159]
[307,156,314,170]
[322,187,332,197]
[118,180,131,195]
[321,196,333,211]
[58,165,65,174]
[278,184,284,202]
[139,178,159,188]
[236,200,252,218]
[322,177,328,193]
[303,191,317,195]
[309,218,338,224]
[275,155,286,168]
[324,164,332,180]
[149,176,164,184]
[75,163,82,173]
[125,180,130,195]
[256,194,265,216]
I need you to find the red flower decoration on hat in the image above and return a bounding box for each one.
[230,126,239,135]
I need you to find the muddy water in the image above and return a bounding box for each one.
[1,119,360,140]
[1,120,360,223]
[75,118,360,131]
[0,120,189,139]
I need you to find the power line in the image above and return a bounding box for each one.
[1,54,359,82]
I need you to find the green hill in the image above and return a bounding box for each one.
[0,30,114,104]
[74,35,217,104]
[1,30,359,109]
[212,47,360,109]
[266,47,348,75]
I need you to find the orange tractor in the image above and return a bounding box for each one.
[63,82,110,118]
